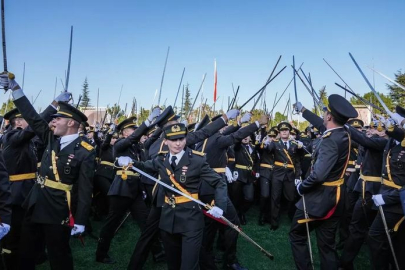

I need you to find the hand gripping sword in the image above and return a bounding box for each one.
[131,165,274,260]
[349,53,392,115]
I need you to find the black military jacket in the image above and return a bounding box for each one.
[196,122,259,195]
[234,142,259,184]
[108,122,149,198]
[140,128,163,186]
[297,127,350,218]
[379,127,405,214]
[349,127,387,195]
[265,139,302,180]
[2,105,56,205]
[0,151,11,224]
[95,132,115,180]
[133,147,226,234]
[14,96,95,225]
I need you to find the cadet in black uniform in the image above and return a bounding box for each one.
[96,109,160,264]
[340,119,387,268]
[197,112,266,270]
[2,72,96,270]
[232,130,259,225]
[93,125,117,218]
[264,122,303,230]
[367,110,405,270]
[0,148,11,268]
[257,126,277,225]
[121,122,227,270]
[290,95,358,270]
[127,106,239,269]
[1,98,65,269]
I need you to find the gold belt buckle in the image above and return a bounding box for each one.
[37,175,45,188]
[283,163,288,168]
[168,197,176,208]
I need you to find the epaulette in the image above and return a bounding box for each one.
[274,139,279,142]
[322,132,331,138]
[192,150,205,157]
[80,141,94,151]
[158,151,168,155]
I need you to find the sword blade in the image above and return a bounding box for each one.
[349,53,392,115]
[368,66,405,91]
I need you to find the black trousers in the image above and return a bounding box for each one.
[338,184,359,246]
[199,195,240,270]
[96,195,148,259]
[20,213,72,270]
[161,228,204,270]
[259,176,271,215]
[340,192,376,267]
[2,205,25,270]
[367,209,405,270]
[230,180,254,215]
[289,209,340,270]
[127,205,162,270]
[93,175,113,216]
[271,174,295,226]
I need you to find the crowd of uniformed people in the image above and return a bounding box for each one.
[0,72,403,270]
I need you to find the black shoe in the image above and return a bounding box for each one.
[225,262,248,270]
[240,214,247,225]
[152,251,166,263]
[96,255,116,264]
[270,225,279,231]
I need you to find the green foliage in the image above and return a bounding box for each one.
[0,98,16,115]
[80,77,91,107]
[387,70,405,106]
[350,91,394,111]
[183,84,192,118]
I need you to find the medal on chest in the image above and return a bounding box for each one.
[180,166,188,183]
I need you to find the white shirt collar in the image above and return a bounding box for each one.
[169,150,185,165]
[60,134,79,150]
[324,126,343,134]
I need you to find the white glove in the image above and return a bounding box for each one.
[95,122,100,132]
[118,156,132,166]
[148,107,161,122]
[226,109,240,120]
[0,223,10,240]
[232,171,239,181]
[295,179,302,186]
[372,194,385,206]
[145,107,161,126]
[240,112,252,123]
[296,141,303,149]
[389,113,405,125]
[55,92,72,103]
[71,224,85,236]
[0,72,20,90]
[294,102,303,112]
[207,206,224,218]
[225,167,234,183]
[108,124,116,135]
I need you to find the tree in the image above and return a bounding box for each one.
[319,86,328,107]
[350,91,394,111]
[80,77,91,107]
[0,98,16,115]
[387,70,405,106]
[183,84,192,118]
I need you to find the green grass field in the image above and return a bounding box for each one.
[38,206,370,270]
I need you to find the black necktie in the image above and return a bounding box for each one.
[284,142,288,150]
[170,156,177,170]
